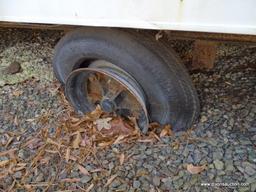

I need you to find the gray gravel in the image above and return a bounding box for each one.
[0,28,255,191]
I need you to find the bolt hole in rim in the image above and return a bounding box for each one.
[65,60,149,133]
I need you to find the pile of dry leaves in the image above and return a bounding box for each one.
[0,90,176,191]
[0,88,207,191]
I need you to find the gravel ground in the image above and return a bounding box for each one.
[0,28,256,192]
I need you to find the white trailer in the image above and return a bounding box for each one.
[1,0,256,35]
[1,0,255,132]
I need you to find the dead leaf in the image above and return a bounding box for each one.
[5,136,14,147]
[16,163,27,167]
[71,105,103,128]
[71,117,80,123]
[138,139,154,143]
[60,178,81,182]
[136,169,149,177]
[150,132,161,142]
[80,133,90,147]
[13,163,27,171]
[7,163,15,175]
[101,117,134,136]
[69,155,78,161]
[12,90,23,97]
[46,138,63,149]
[8,180,16,192]
[72,131,82,148]
[90,168,102,173]
[119,153,125,165]
[26,118,35,122]
[187,164,206,174]
[86,183,94,192]
[24,182,49,187]
[113,135,126,144]
[98,140,113,147]
[87,105,103,120]
[0,159,10,167]
[104,174,118,187]
[200,116,207,123]
[148,122,161,130]
[160,125,172,137]
[24,184,33,190]
[77,164,90,176]
[55,127,62,138]
[16,136,21,141]
[45,150,59,154]
[0,172,8,180]
[40,156,51,165]
[24,138,43,150]
[0,148,17,159]
[14,116,19,126]
[95,117,112,131]
[129,117,141,133]
[155,31,163,41]
[65,147,70,162]
[171,140,180,150]
[31,149,45,166]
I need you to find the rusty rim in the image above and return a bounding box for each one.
[65,60,149,133]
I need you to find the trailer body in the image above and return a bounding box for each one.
[0,0,256,35]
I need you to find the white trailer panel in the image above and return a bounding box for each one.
[0,0,256,35]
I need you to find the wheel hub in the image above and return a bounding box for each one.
[101,98,116,112]
[65,60,149,133]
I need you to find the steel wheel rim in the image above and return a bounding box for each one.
[65,60,149,133]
